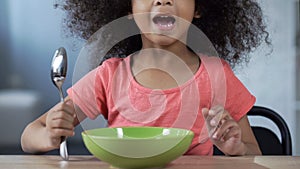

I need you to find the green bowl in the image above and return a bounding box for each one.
[82,127,194,169]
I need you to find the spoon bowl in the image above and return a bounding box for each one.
[51,47,67,102]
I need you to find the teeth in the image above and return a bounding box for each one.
[159,16,169,18]
[158,23,174,28]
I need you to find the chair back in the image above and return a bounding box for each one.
[247,106,292,155]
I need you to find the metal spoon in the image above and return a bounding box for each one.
[51,47,69,160]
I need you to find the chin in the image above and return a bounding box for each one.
[148,34,180,47]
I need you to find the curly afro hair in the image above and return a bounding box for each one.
[55,0,271,67]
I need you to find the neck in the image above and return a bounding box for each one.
[131,41,200,88]
[138,35,197,66]
[131,38,200,82]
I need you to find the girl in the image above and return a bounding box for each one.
[21,0,270,156]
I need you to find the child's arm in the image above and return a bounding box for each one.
[21,96,83,153]
[202,106,262,156]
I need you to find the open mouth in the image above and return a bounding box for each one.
[152,14,176,31]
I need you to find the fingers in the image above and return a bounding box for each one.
[202,106,223,119]
[222,126,240,141]
[212,119,239,141]
[202,108,209,118]
[48,128,75,138]
[46,101,76,141]
[53,100,76,117]
[202,106,240,142]
[209,106,226,127]
[48,115,74,130]
[47,128,74,149]
[202,106,227,134]
[51,110,75,124]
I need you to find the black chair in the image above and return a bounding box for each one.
[214,106,292,155]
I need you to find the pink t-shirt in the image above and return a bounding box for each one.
[67,55,255,156]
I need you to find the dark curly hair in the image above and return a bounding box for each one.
[55,0,271,68]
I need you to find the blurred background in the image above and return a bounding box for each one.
[0,0,299,155]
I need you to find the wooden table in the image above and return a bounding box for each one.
[0,155,299,169]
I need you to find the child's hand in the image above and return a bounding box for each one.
[45,99,76,149]
[202,106,244,155]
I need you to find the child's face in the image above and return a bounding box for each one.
[131,0,196,46]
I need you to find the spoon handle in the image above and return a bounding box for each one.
[58,87,64,103]
[60,139,68,160]
[58,88,69,160]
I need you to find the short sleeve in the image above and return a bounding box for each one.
[223,61,256,121]
[67,66,108,120]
